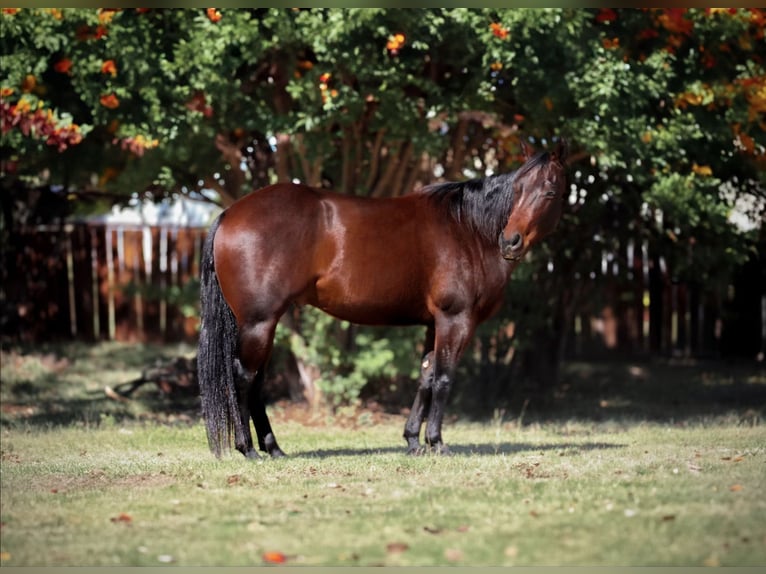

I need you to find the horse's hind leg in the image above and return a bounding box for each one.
[250,367,286,457]
[235,318,284,459]
[233,358,260,458]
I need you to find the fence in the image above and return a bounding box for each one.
[4,223,206,343]
[3,222,763,359]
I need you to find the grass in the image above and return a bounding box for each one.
[1,342,765,566]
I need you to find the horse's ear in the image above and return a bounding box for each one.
[552,138,568,163]
[520,140,534,161]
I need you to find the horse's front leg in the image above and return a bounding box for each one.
[423,315,473,455]
[403,328,435,454]
[404,351,435,454]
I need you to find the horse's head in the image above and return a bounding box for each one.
[499,140,567,262]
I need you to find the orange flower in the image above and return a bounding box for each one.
[692,163,713,176]
[602,37,620,50]
[54,58,73,74]
[1,87,14,98]
[14,98,32,113]
[207,8,222,22]
[319,72,331,84]
[101,60,117,77]
[2,9,19,15]
[21,74,36,93]
[490,61,503,71]
[100,93,119,109]
[386,33,405,53]
[490,23,509,40]
[98,9,118,24]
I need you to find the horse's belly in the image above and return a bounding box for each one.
[307,274,429,326]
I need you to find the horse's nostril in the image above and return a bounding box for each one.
[509,233,522,248]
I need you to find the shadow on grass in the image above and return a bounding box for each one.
[293,441,624,458]
[1,342,764,432]
[0,342,200,429]
[451,358,766,428]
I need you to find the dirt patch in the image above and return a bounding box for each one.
[39,471,177,495]
[267,399,406,429]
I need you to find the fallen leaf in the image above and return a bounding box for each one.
[729,484,743,492]
[423,526,443,534]
[386,542,409,554]
[444,548,464,562]
[662,514,676,521]
[529,510,540,518]
[227,474,241,485]
[263,551,287,564]
[732,455,744,462]
[110,513,132,524]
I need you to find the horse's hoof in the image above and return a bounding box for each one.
[244,448,261,459]
[407,446,427,456]
[269,447,287,458]
[433,444,452,456]
[407,444,451,456]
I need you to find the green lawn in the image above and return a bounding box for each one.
[1,342,764,566]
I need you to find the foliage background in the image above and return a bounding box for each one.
[2,8,764,406]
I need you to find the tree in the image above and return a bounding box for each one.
[2,8,764,405]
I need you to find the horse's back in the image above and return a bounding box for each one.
[214,184,324,321]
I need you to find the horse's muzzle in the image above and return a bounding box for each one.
[500,232,524,261]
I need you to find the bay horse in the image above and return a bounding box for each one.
[198,141,568,458]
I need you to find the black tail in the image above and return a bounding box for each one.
[197,213,245,457]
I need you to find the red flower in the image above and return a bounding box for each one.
[638,28,659,41]
[54,58,73,74]
[658,9,693,36]
[76,25,109,41]
[207,8,222,22]
[186,91,213,117]
[100,93,119,109]
[262,552,286,564]
[595,9,618,23]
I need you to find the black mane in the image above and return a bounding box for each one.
[420,152,550,244]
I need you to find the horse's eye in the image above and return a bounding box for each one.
[543,178,558,199]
